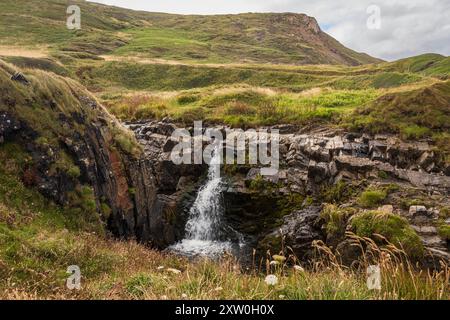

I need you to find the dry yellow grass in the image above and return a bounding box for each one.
[0,46,48,58]
[1,230,448,300]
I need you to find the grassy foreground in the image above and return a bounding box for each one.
[0,144,448,300]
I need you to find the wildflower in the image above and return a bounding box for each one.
[167,268,182,274]
[181,293,188,299]
[293,265,305,272]
[279,295,285,299]
[270,260,280,266]
[265,274,278,286]
[272,255,286,263]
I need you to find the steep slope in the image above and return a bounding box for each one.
[347,80,450,171]
[382,54,450,78]
[0,0,381,65]
[0,59,186,247]
[348,80,450,136]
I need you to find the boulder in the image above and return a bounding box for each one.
[258,206,324,259]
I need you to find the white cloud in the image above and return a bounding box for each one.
[90,0,450,61]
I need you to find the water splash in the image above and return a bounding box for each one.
[170,146,233,257]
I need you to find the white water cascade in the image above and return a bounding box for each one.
[169,146,234,257]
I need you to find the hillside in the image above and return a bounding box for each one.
[0,0,449,301]
[0,0,381,65]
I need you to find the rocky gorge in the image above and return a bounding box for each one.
[1,64,449,271]
[125,119,450,266]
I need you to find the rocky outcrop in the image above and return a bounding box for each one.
[126,121,449,261]
[258,206,324,260]
[0,63,204,249]
[407,206,449,266]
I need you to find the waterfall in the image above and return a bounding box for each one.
[170,145,234,257]
[185,146,223,240]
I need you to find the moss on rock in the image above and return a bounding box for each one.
[351,211,424,258]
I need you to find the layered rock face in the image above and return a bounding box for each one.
[0,64,202,249]
[128,121,449,264]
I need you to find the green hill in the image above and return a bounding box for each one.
[383,54,450,78]
[0,0,381,65]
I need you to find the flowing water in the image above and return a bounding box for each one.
[169,146,242,257]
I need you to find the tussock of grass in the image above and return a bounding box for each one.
[358,189,387,208]
[351,211,424,258]
[320,204,356,237]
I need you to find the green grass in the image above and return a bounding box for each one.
[386,53,450,78]
[106,86,379,127]
[371,72,423,88]
[351,211,424,258]
[346,80,450,164]
[2,56,70,76]
[358,189,387,208]
[438,224,450,241]
[84,61,335,91]
[113,28,219,62]
[320,204,356,237]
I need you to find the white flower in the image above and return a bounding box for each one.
[181,293,188,299]
[272,255,286,263]
[270,260,280,266]
[167,268,182,274]
[293,265,305,272]
[279,295,285,299]
[264,274,278,286]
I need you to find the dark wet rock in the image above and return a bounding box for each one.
[10,72,30,85]
[336,239,364,266]
[307,161,330,183]
[258,206,324,259]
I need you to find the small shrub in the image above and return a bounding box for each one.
[438,224,450,240]
[67,165,81,179]
[35,136,49,146]
[224,101,255,116]
[439,207,450,219]
[377,171,388,179]
[126,273,153,297]
[113,128,142,156]
[177,93,200,105]
[248,175,269,190]
[401,125,431,140]
[257,102,281,123]
[320,181,358,204]
[320,204,356,237]
[351,211,424,258]
[358,189,387,208]
[100,202,112,220]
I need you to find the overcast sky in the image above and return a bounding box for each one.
[91,0,450,61]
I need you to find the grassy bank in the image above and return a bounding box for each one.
[0,144,449,300]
